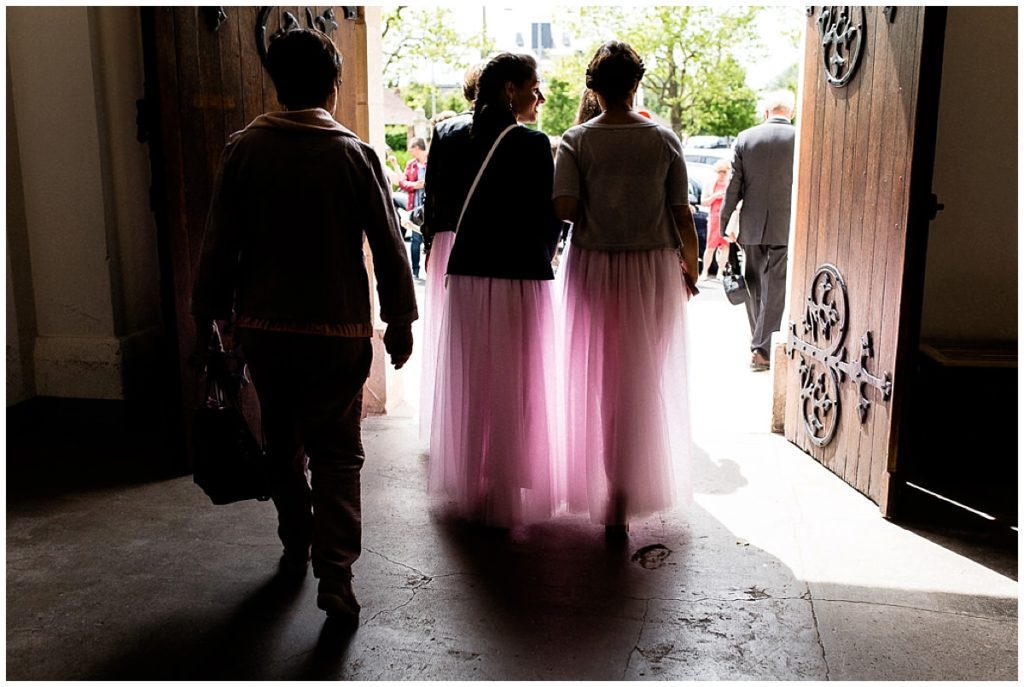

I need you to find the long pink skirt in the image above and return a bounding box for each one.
[419,231,455,442]
[557,246,693,524]
[429,275,559,527]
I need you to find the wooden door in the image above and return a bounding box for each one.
[141,6,370,466]
[784,6,947,515]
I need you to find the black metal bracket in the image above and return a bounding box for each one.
[883,6,897,23]
[786,264,892,447]
[817,6,866,88]
[257,6,342,68]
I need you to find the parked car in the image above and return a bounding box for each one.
[687,174,707,265]
[683,147,734,167]
[685,134,733,149]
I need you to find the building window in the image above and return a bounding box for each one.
[531,22,553,50]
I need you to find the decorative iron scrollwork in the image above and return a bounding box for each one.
[203,7,228,33]
[256,7,344,68]
[787,264,892,447]
[817,6,866,87]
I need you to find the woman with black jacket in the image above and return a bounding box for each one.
[428,53,563,528]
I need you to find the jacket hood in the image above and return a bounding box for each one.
[245,108,359,138]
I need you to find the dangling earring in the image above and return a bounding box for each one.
[508,99,513,111]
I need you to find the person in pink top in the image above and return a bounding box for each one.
[699,158,733,280]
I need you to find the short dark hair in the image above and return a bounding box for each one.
[408,137,427,151]
[266,29,341,110]
[585,41,645,104]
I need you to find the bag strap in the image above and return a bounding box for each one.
[455,124,517,233]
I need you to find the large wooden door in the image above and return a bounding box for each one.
[141,7,370,466]
[784,6,947,515]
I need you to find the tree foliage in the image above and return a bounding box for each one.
[562,5,765,137]
[381,5,491,89]
[399,82,468,121]
[538,50,591,136]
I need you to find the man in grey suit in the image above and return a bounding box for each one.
[719,90,796,371]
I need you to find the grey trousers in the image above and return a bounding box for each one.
[741,243,788,356]
[237,328,372,583]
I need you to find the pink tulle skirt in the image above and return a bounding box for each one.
[556,246,693,524]
[419,231,455,442]
[429,275,559,527]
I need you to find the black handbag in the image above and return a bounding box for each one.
[722,262,748,306]
[193,325,271,505]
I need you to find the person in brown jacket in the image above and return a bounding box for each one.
[190,28,417,626]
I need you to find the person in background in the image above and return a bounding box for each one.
[388,137,428,279]
[429,53,562,528]
[698,158,733,281]
[718,89,796,372]
[553,40,698,537]
[190,28,417,625]
[418,62,482,443]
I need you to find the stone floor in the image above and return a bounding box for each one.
[5,279,1018,680]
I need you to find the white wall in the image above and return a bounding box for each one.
[6,6,161,403]
[920,6,1017,342]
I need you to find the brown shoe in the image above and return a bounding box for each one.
[317,576,361,625]
[751,351,770,371]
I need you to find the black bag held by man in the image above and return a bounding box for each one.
[722,261,748,306]
[193,324,271,505]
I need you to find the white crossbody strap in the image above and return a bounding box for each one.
[455,124,517,233]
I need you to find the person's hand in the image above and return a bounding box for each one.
[383,323,413,370]
[411,180,425,190]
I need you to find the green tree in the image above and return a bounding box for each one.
[564,5,764,138]
[538,50,591,136]
[381,6,492,89]
[399,82,467,121]
[539,76,577,137]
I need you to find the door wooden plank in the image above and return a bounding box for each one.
[218,7,245,137]
[835,9,876,487]
[785,17,823,450]
[150,8,196,459]
[865,7,916,505]
[853,9,899,497]
[871,6,926,510]
[854,8,907,500]
[237,6,265,127]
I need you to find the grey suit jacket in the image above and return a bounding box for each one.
[719,116,795,246]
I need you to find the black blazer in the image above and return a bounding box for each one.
[422,112,472,250]
[445,125,561,281]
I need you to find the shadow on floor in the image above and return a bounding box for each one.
[891,484,1018,581]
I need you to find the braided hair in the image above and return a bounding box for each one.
[471,52,538,139]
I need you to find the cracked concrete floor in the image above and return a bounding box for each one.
[6,284,1017,680]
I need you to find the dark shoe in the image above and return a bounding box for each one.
[279,548,310,579]
[605,524,629,539]
[751,351,770,372]
[317,577,360,624]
